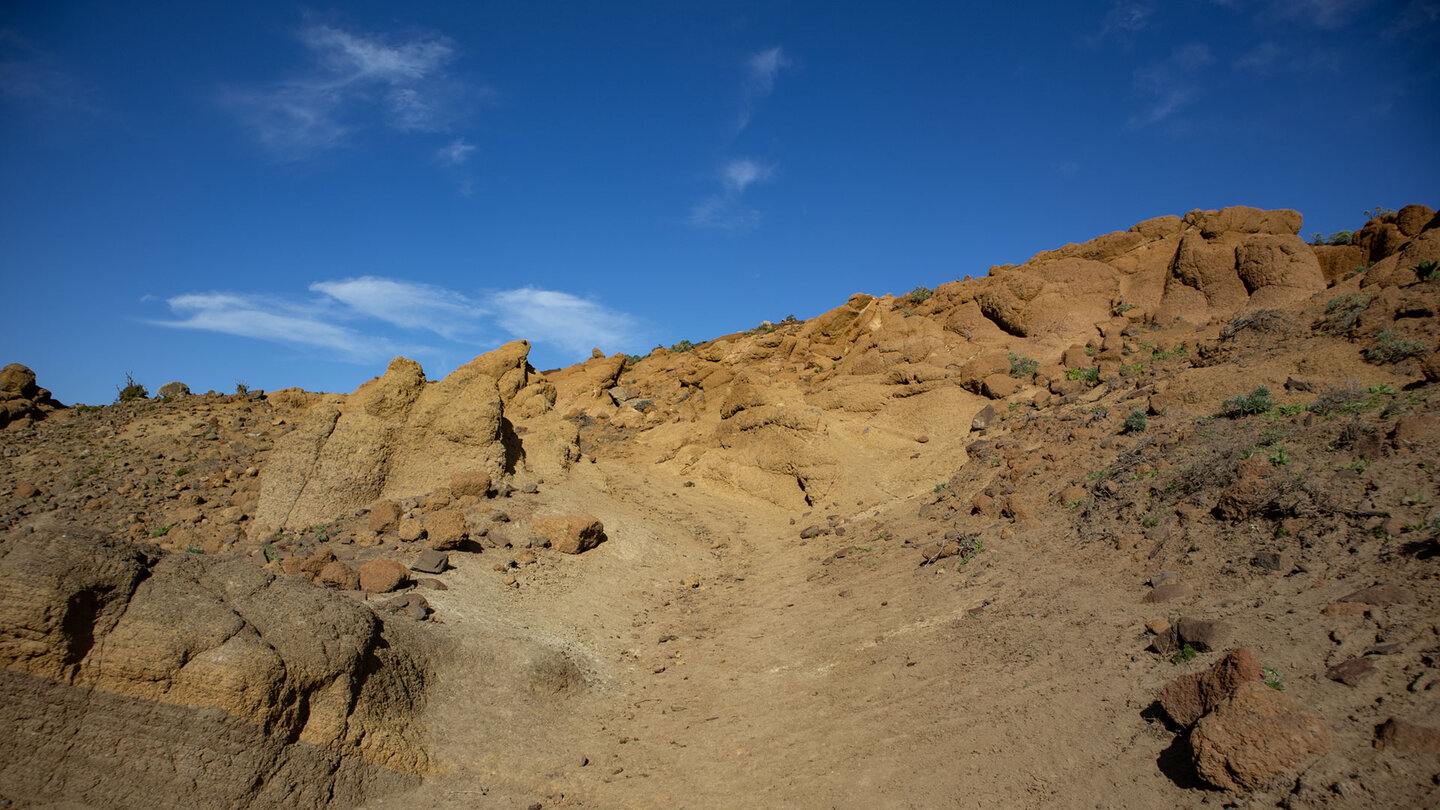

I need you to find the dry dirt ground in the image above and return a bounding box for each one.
[3,204,1439,809]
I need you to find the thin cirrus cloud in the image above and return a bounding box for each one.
[738,46,790,131]
[691,46,789,230]
[1128,43,1212,128]
[150,277,638,363]
[221,23,479,159]
[689,157,774,230]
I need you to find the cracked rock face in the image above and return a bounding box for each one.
[0,526,430,808]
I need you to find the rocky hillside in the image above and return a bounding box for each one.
[2,203,1438,808]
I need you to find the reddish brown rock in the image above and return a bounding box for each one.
[1374,718,1440,755]
[368,500,400,533]
[1191,681,1332,792]
[1339,583,1415,605]
[532,515,606,555]
[422,508,468,551]
[449,470,492,498]
[397,518,425,543]
[1143,582,1192,603]
[358,559,410,593]
[1158,647,1263,727]
[1325,657,1379,687]
[317,560,360,590]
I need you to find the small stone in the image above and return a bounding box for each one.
[1144,582,1192,603]
[358,559,410,593]
[1252,551,1286,571]
[317,560,360,590]
[423,508,468,551]
[449,470,492,498]
[416,577,448,590]
[1339,583,1415,605]
[1176,617,1228,652]
[368,500,400,533]
[799,524,824,539]
[1325,657,1379,687]
[532,515,606,554]
[970,404,996,431]
[411,549,449,574]
[515,550,537,565]
[1321,602,1368,617]
[1374,717,1440,755]
[1145,618,1171,635]
[397,517,425,542]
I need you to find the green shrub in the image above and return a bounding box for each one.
[1122,409,1148,434]
[1319,293,1374,333]
[1007,352,1038,378]
[906,286,933,304]
[1327,230,1353,245]
[1415,260,1438,281]
[234,380,249,395]
[1065,367,1099,383]
[1217,386,1274,418]
[1110,299,1134,316]
[1172,643,1199,664]
[669,339,696,353]
[115,372,148,403]
[150,524,173,538]
[1263,667,1285,691]
[1365,330,1425,364]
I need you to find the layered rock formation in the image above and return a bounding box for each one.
[0,526,429,807]
[256,340,578,532]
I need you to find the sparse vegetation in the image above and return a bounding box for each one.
[115,372,148,403]
[1416,260,1439,281]
[1110,299,1134,317]
[1151,345,1186,361]
[1007,352,1038,378]
[669,339,696,353]
[1318,293,1374,334]
[150,524,173,538]
[1263,667,1285,691]
[1122,409,1147,434]
[1268,447,1290,466]
[1217,386,1274,418]
[1066,367,1100,383]
[1363,205,1395,220]
[234,380,249,395]
[1309,231,1352,246]
[905,286,933,304]
[1172,643,1198,664]
[1365,330,1425,364]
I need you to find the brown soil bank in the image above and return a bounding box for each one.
[2,204,1439,808]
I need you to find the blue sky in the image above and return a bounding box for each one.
[2,1,1437,404]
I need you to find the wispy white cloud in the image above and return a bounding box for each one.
[690,158,773,230]
[222,23,481,160]
[309,276,484,339]
[151,277,639,364]
[1128,43,1212,127]
[739,46,790,131]
[436,138,476,165]
[723,158,772,194]
[152,292,420,363]
[489,288,639,356]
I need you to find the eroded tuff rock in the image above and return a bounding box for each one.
[1,362,63,429]
[0,526,429,807]
[256,340,579,532]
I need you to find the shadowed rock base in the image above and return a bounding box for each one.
[0,669,418,808]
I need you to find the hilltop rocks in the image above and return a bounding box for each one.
[0,528,428,806]
[1,363,62,428]
[256,341,570,531]
[532,515,606,554]
[158,381,191,399]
